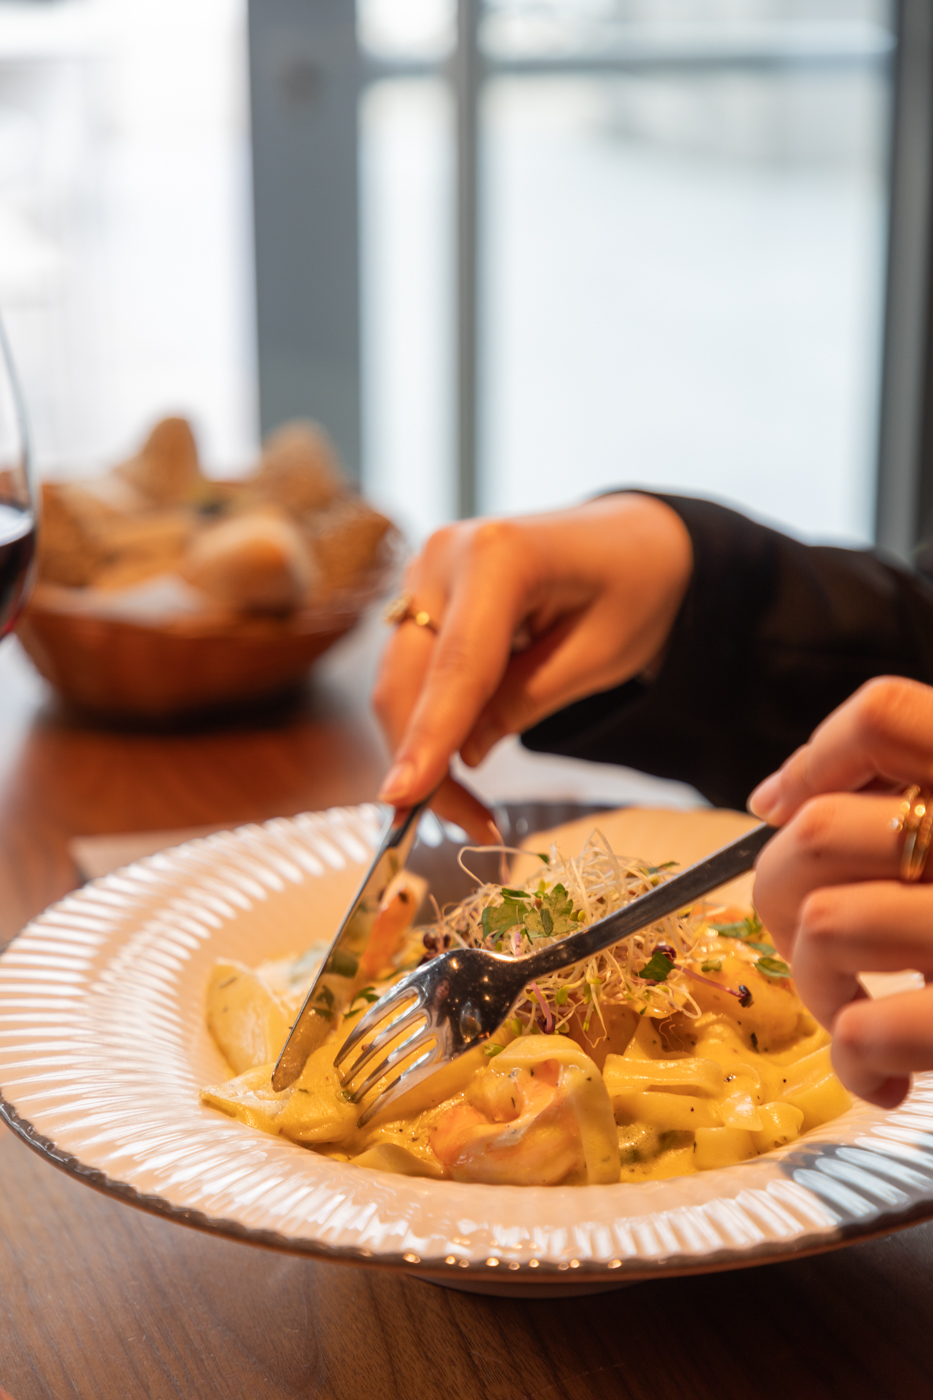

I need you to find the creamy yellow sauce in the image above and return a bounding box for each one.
[201,883,851,1185]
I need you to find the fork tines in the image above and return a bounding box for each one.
[335,984,439,1123]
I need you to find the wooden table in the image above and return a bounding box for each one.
[1,634,932,1400]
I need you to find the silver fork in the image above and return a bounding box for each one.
[335,822,774,1124]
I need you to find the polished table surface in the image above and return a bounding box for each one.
[1,633,932,1400]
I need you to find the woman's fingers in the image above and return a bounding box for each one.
[752,792,911,951]
[832,986,933,1107]
[379,530,531,804]
[374,622,436,757]
[422,772,498,845]
[373,522,532,804]
[741,678,933,1100]
[374,495,694,805]
[750,677,933,825]
[788,881,933,1029]
[460,612,596,766]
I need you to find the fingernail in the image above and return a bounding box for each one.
[748,772,781,820]
[378,760,415,803]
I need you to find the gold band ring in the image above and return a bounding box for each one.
[892,785,933,882]
[384,592,439,635]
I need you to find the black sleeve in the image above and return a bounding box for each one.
[521,494,933,810]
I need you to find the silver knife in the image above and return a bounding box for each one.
[271,799,429,1090]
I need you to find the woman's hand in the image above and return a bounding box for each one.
[749,677,933,1109]
[373,494,693,838]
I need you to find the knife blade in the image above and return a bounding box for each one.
[271,799,428,1091]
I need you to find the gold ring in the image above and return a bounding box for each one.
[384,592,439,634]
[892,785,933,882]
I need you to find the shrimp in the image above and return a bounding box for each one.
[429,1037,620,1186]
[359,871,426,981]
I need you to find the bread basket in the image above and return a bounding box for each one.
[20,417,402,719]
[18,586,387,719]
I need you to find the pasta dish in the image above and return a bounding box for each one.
[201,828,850,1185]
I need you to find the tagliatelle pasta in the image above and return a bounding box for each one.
[201,830,851,1185]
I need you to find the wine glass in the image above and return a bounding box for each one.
[0,317,36,640]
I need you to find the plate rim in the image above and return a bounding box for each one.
[7,1089,933,1288]
[4,802,933,1289]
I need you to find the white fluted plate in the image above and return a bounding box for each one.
[2,802,933,1297]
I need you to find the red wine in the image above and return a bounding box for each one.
[0,501,36,638]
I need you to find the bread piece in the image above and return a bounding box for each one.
[89,509,195,589]
[309,500,392,593]
[116,417,201,505]
[102,509,194,560]
[252,420,343,515]
[182,508,319,612]
[38,482,111,587]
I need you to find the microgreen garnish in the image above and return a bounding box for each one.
[481,884,580,943]
[483,1043,505,1058]
[411,830,768,1042]
[756,956,791,979]
[711,913,763,941]
[639,951,675,983]
[481,896,526,939]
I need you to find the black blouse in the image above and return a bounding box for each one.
[521,495,933,809]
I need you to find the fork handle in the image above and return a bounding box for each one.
[515,823,776,981]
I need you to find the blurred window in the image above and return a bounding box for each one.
[0,0,895,550]
[360,0,894,545]
[0,0,256,477]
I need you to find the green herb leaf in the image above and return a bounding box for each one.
[756,955,791,979]
[639,951,675,983]
[521,886,579,940]
[501,888,529,900]
[711,921,750,940]
[711,912,765,943]
[481,900,525,939]
[700,959,723,973]
[537,852,550,864]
